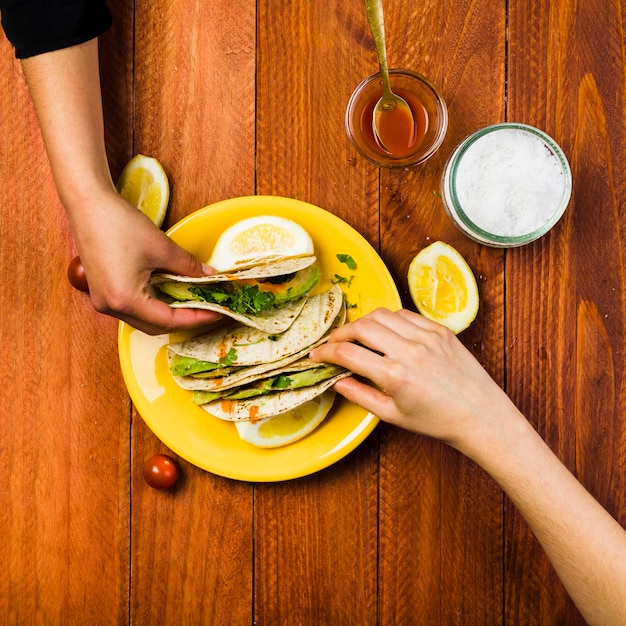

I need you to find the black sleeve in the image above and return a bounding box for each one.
[0,0,112,59]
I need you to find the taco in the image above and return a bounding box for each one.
[149,256,320,333]
[168,285,345,391]
[166,284,351,422]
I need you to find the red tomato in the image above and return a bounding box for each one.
[67,256,89,293]
[143,454,180,490]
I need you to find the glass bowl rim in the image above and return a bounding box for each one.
[442,122,572,246]
[345,68,448,168]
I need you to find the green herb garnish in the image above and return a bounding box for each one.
[189,284,276,315]
[272,375,293,389]
[336,253,357,270]
[331,273,354,287]
[218,348,238,367]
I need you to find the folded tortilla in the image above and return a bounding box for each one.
[149,256,319,333]
[201,369,351,421]
[170,286,345,391]
[191,360,345,404]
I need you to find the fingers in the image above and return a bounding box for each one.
[330,308,443,342]
[323,309,411,356]
[310,308,459,408]
[104,289,222,335]
[157,239,213,278]
[311,340,387,380]
[332,377,400,423]
[140,305,223,335]
[314,308,445,362]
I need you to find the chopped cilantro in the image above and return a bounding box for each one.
[272,375,293,389]
[331,274,354,287]
[218,348,238,367]
[189,283,276,315]
[341,292,357,310]
[336,253,357,270]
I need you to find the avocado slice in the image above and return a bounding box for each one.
[269,266,321,305]
[170,354,222,376]
[158,282,200,302]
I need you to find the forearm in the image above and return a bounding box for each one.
[465,407,626,625]
[21,38,115,223]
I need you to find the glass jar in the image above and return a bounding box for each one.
[345,68,448,168]
[441,123,572,247]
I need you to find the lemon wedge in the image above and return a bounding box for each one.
[407,241,479,334]
[116,154,170,228]
[234,390,335,448]
[208,215,314,271]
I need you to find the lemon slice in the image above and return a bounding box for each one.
[116,154,169,228]
[208,215,314,271]
[234,390,335,448]
[407,241,479,334]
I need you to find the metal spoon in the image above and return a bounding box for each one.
[364,0,415,154]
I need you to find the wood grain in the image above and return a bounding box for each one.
[254,2,379,624]
[377,0,507,623]
[506,0,626,623]
[127,1,257,623]
[256,0,379,241]
[1,0,625,623]
[0,35,130,626]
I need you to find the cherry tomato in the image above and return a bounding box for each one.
[143,454,180,490]
[67,255,89,293]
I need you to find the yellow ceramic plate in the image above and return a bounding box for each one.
[118,196,401,482]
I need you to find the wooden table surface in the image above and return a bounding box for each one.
[2,0,625,624]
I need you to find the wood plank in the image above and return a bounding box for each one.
[506,0,626,623]
[0,31,131,626]
[131,0,257,212]
[254,1,380,623]
[256,0,379,241]
[376,0,507,623]
[127,1,257,623]
[130,412,253,625]
[254,453,379,625]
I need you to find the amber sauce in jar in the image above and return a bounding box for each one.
[359,88,429,157]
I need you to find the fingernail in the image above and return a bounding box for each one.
[201,263,213,275]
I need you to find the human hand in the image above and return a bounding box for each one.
[310,308,519,455]
[69,189,221,335]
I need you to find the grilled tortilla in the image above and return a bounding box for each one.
[150,256,320,333]
[201,367,351,421]
[168,285,345,391]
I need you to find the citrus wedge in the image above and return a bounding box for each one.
[234,390,335,448]
[407,241,479,334]
[116,154,169,228]
[208,215,314,271]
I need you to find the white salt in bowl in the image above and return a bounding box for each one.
[441,123,572,247]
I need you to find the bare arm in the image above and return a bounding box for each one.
[311,308,626,625]
[21,39,220,334]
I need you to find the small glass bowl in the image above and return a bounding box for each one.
[345,68,448,168]
[441,123,572,247]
